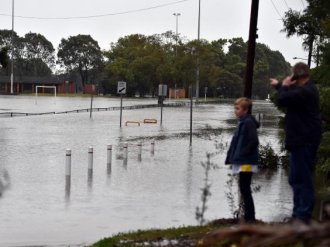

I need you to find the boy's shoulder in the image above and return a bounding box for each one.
[242,115,260,129]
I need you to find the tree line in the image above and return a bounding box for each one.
[0,29,290,98]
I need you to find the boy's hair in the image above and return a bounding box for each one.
[235,97,252,111]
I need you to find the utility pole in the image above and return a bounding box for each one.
[11,0,14,94]
[244,0,259,99]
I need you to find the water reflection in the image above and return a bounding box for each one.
[65,175,71,202]
[151,141,155,156]
[107,163,112,177]
[88,169,93,189]
[256,168,278,180]
[123,158,128,169]
[185,146,193,205]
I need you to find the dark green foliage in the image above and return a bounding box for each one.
[319,87,330,131]
[104,34,290,98]
[57,34,103,89]
[0,47,8,68]
[0,30,54,77]
[259,144,281,169]
[317,132,330,173]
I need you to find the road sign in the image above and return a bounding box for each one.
[158,84,168,97]
[117,81,126,94]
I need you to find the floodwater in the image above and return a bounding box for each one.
[0,96,292,247]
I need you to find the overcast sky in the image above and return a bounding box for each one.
[1,0,309,67]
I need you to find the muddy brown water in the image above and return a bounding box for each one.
[0,96,291,246]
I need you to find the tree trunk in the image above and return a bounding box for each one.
[307,35,314,68]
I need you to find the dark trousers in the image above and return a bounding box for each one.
[239,172,255,222]
[289,146,317,222]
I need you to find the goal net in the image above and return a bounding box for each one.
[35,85,57,104]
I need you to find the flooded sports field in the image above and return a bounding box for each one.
[0,96,291,246]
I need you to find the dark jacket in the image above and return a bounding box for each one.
[225,114,260,165]
[276,80,321,150]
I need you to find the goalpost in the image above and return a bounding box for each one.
[35,85,57,105]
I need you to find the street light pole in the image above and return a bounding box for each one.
[196,0,201,101]
[173,13,181,99]
[293,56,310,67]
[173,13,181,49]
[10,0,14,94]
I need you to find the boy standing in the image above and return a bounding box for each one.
[225,97,260,223]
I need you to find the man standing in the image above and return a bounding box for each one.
[270,62,321,224]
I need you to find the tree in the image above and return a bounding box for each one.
[0,47,9,68]
[227,38,247,62]
[0,29,24,76]
[105,34,167,96]
[0,30,55,77]
[104,32,290,98]
[282,1,326,67]
[57,34,103,90]
[218,70,243,98]
[23,32,55,76]
[0,29,21,55]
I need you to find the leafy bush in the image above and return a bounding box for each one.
[259,144,281,169]
[317,131,330,173]
[320,88,330,132]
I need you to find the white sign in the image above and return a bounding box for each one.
[158,84,168,97]
[117,81,127,94]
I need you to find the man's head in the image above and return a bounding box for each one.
[292,62,310,82]
[234,97,252,118]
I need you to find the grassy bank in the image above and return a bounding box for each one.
[91,219,238,247]
[90,218,330,247]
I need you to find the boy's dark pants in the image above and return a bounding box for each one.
[239,172,255,222]
[289,145,317,223]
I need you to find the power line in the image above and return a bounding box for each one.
[269,0,284,20]
[283,0,290,9]
[0,0,190,20]
[300,0,305,8]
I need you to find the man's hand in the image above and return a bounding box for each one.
[270,78,279,86]
[282,75,295,87]
[270,76,296,88]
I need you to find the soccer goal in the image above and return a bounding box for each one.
[35,85,57,105]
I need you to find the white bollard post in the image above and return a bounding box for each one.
[151,140,155,155]
[66,149,72,177]
[88,147,93,170]
[138,142,142,161]
[88,147,93,185]
[123,143,128,160]
[65,149,71,196]
[107,144,112,174]
[107,144,112,165]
